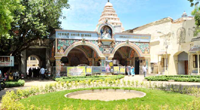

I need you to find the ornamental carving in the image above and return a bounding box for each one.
[177,27,186,44]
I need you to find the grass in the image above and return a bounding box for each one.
[55,75,124,82]
[19,87,196,110]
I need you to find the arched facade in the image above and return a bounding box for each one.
[63,41,105,59]
[109,42,144,59]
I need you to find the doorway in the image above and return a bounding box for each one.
[135,57,140,75]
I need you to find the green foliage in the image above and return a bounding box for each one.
[145,75,200,82]
[0,0,69,55]
[55,75,124,82]
[0,0,23,35]
[5,79,25,87]
[188,0,199,7]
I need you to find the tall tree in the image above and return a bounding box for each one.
[0,0,69,55]
[0,0,23,36]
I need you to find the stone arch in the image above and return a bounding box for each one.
[64,41,105,58]
[109,42,143,59]
[177,27,186,44]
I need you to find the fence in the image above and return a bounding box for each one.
[52,66,126,77]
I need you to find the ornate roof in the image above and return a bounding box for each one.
[96,1,124,32]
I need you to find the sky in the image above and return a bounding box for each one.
[61,0,194,31]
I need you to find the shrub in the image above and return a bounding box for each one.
[145,75,200,82]
[5,80,25,87]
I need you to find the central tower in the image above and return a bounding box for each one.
[96,1,124,33]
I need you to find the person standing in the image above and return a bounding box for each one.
[142,65,147,77]
[131,66,135,77]
[126,65,131,76]
[28,68,32,78]
[40,67,45,80]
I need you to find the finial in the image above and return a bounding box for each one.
[108,0,109,2]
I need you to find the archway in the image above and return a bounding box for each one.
[26,55,41,78]
[64,41,104,58]
[63,45,101,66]
[112,46,140,75]
[177,52,188,75]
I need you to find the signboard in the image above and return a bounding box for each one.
[119,66,126,74]
[0,56,14,67]
[114,34,151,42]
[67,66,86,76]
[92,67,102,73]
[86,66,92,75]
[113,66,120,74]
[56,31,99,40]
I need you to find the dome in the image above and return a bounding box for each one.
[182,11,187,17]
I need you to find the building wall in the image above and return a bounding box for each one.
[129,16,195,75]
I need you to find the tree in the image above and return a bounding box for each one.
[188,0,200,36]
[0,0,23,35]
[188,0,199,7]
[0,0,69,55]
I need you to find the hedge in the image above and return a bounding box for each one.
[55,75,124,82]
[5,80,25,87]
[145,75,200,82]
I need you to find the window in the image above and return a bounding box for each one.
[30,57,36,60]
[162,58,168,70]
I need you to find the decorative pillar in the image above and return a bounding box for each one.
[145,57,150,74]
[101,58,105,66]
[55,57,62,76]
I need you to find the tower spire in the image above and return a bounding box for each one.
[108,0,109,2]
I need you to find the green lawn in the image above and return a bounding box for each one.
[55,75,124,82]
[19,87,196,110]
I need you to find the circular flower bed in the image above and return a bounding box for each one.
[65,89,146,101]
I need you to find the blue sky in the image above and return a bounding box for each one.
[61,0,194,31]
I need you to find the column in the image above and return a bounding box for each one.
[145,58,151,74]
[21,50,26,76]
[55,57,62,77]
[46,48,50,71]
[87,58,92,66]
[101,58,105,66]
[198,53,199,75]
[188,53,190,75]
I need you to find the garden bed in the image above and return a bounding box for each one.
[55,75,124,82]
[5,80,25,87]
[145,75,200,82]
